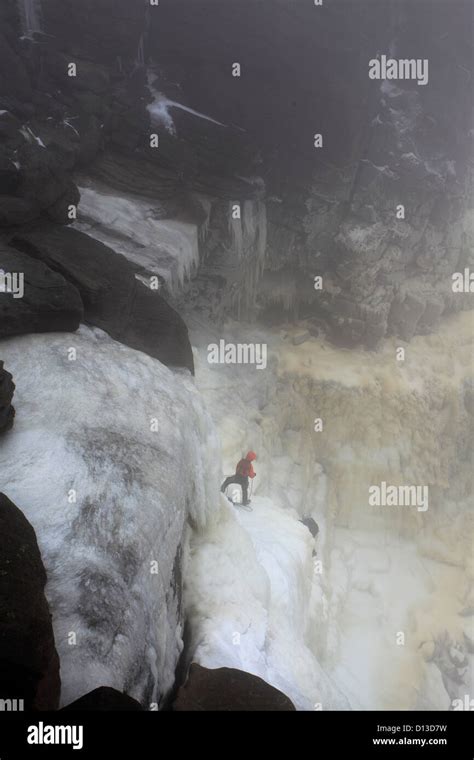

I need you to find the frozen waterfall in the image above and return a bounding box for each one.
[227,199,267,318]
[2,174,469,711]
[185,311,473,710]
[18,0,42,37]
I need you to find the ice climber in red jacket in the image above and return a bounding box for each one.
[220,451,257,506]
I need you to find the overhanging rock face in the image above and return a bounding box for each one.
[0,242,83,340]
[11,227,195,374]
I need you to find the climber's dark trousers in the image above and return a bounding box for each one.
[221,475,249,503]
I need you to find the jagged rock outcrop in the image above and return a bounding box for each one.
[0,243,83,338]
[11,227,195,373]
[152,0,473,345]
[0,493,61,710]
[0,0,261,236]
[42,0,147,64]
[300,79,473,347]
[0,2,151,228]
[0,362,15,434]
[173,664,296,711]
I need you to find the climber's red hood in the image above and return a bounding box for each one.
[245,451,257,461]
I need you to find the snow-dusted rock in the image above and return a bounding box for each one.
[12,227,195,373]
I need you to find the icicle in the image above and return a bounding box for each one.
[18,0,42,37]
[226,197,267,318]
[198,197,213,245]
[228,202,243,260]
[259,269,297,313]
[136,34,145,68]
[242,200,267,314]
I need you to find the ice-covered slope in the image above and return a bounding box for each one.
[185,311,473,710]
[184,328,349,710]
[185,494,348,710]
[0,326,220,707]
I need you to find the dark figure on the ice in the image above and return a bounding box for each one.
[221,451,257,505]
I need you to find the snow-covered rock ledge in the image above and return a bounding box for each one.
[0,326,220,707]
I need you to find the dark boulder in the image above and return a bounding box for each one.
[44,180,81,224]
[0,195,39,227]
[0,494,61,710]
[0,31,32,100]
[62,687,143,712]
[11,228,195,373]
[0,243,83,339]
[17,143,80,218]
[41,51,111,97]
[0,110,22,141]
[173,663,296,711]
[0,153,22,195]
[0,361,15,434]
[76,115,103,166]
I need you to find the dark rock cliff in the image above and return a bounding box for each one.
[0,493,61,710]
